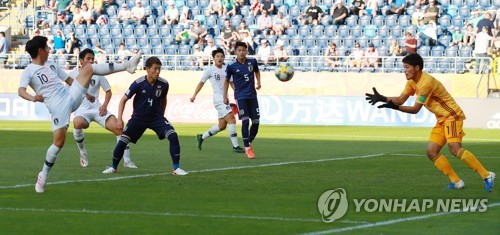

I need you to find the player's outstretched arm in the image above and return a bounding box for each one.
[18,87,44,102]
[190,82,205,102]
[365,87,387,105]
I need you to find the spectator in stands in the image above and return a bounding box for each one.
[364,43,379,68]
[450,28,464,49]
[95,49,107,64]
[468,11,485,30]
[398,32,417,56]
[203,37,218,63]
[65,32,83,54]
[191,20,209,44]
[257,9,273,35]
[117,42,131,61]
[236,20,252,36]
[163,1,179,25]
[80,3,93,26]
[360,0,378,16]
[55,11,68,25]
[349,0,365,16]
[349,42,364,68]
[47,38,56,54]
[474,26,492,74]
[53,30,65,53]
[102,0,117,14]
[0,32,9,68]
[417,20,437,46]
[260,0,275,15]
[131,1,146,25]
[300,0,324,25]
[273,40,288,62]
[175,27,199,46]
[389,39,401,56]
[324,42,340,69]
[222,0,238,17]
[56,0,72,13]
[67,0,80,16]
[239,31,255,54]
[477,13,495,36]
[272,11,290,37]
[422,0,438,24]
[414,0,428,7]
[256,39,273,65]
[221,18,238,51]
[118,4,132,25]
[95,13,108,26]
[385,0,407,16]
[90,0,104,17]
[464,23,476,46]
[71,7,83,25]
[251,0,262,16]
[178,7,192,28]
[330,0,348,25]
[67,46,80,69]
[192,44,206,67]
[411,5,423,25]
[208,0,223,16]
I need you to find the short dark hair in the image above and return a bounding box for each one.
[145,56,162,68]
[212,47,225,58]
[235,41,247,50]
[402,53,424,70]
[26,36,48,59]
[79,48,95,60]
[0,32,5,37]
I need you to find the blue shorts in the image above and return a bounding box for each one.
[123,117,176,143]
[236,98,260,120]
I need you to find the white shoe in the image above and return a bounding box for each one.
[123,161,138,169]
[102,166,117,174]
[126,52,142,74]
[35,171,48,193]
[485,172,496,192]
[80,154,88,167]
[172,168,188,176]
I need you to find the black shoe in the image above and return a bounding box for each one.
[233,146,245,153]
[196,134,203,150]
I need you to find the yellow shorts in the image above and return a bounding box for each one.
[429,120,466,146]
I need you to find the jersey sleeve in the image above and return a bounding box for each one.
[19,69,31,88]
[125,81,139,99]
[200,69,210,83]
[252,59,260,73]
[402,80,415,97]
[225,65,233,81]
[100,77,111,92]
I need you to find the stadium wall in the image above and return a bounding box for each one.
[2,70,500,129]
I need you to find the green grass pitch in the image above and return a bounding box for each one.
[0,121,499,234]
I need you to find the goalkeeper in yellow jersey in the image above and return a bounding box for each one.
[366,53,495,192]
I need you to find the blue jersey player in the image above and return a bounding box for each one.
[102,57,188,175]
[223,41,261,159]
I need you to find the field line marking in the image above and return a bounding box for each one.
[301,202,500,235]
[0,207,367,224]
[0,153,384,189]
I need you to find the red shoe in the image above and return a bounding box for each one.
[246,146,255,159]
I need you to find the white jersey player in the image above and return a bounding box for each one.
[70,49,137,169]
[18,36,141,193]
[190,48,244,153]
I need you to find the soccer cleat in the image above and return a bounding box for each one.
[196,134,203,150]
[126,52,142,74]
[80,154,88,167]
[35,171,48,193]
[123,161,138,169]
[445,180,465,190]
[102,166,117,174]
[233,146,245,153]
[484,172,496,192]
[172,168,188,176]
[245,146,255,159]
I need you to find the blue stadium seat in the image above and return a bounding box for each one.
[75,24,86,37]
[153,45,165,55]
[378,46,388,57]
[317,35,329,47]
[285,0,296,7]
[494,0,500,6]
[370,35,382,48]
[330,35,342,48]
[404,25,417,37]
[112,35,123,47]
[459,6,470,18]
[397,37,406,48]
[206,15,217,28]
[373,15,385,27]
[314,57,325,70]
[123,24,134,36]
[106,5,117,16]
[231,15,243,28]
[298,0,308,8]
[286,26,297,36]
[291,35,303,47]
[99,25,110,37]
[452,15,463,28]
[278,35,290,46]
[289,6,301,18]
[110,25,122,37]
[150,0,161,8]
[312,25,324,37]
[345,15,358,27]
[147,25,158,36]
[125,35,137,47]
[357,36,369,48]
[308,46,321,56]
[465,0,475,7]
[199,0,209,7]
[344,35,355,48]
[244,15,255,25]
[364,25,377,38]
[140,45,152,55]
[438,35,451,47]
[240,5,250,16]
[171,25,184,36]
[179,45,191,55]
[385,15,397,27]
[338,25,349,37]
[351,25,363,37]
[300,57,313,71]
[378,25,389,37]
[320,15,332,26]
[288,57,300,68]
[159,25,171,37]
[165,44,178,55]
[135,25,147,36]
[194,14,206,25]
[297,45,308,56]
[100,35,112,47]
[303,35,315,47]
[186,0,197,8]
[336,46,346,56]
[89,35,99,47]
[417,46,430,57]
[459,46,473,57]
[398,15,411,27]
[391,25,403,38]
[299,25,311,36]
[438,15,451,28]
[145,16,155,26]
[108,16,119,26]
[162,35,175,46]
[359,15,371,26]
[324,25,337,37]
[137,35,149,47]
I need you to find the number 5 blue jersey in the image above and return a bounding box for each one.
[226,58,260,100]
[125,76,169,121]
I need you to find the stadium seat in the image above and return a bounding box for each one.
[445,46,459,57]
[244,15,255,25]
[357,36,369,48]
[75,24,86,37]
[240,5,250,16]
[324,25,337,37]
[338,25,349,37]
[359,15,372,26]
[291,35,303,47]
[297,45,308,56]
[417,46,430,57]
[109,25,121,37]
[363,25,377,39]
[112,35,123,47]
[101,35,112,47]
[199,0,209,7]
[398,15,411,27]
[316,35,329,47]
[171,25,184,36]
[404,25,417,37]
[459,6,470,18]
[373,15,384,27]
[99,25,110,37]
[137,35,149,47]
[330,35,342,48]
[438,15,451,28]
[314,57,326,70]
[206,15,217,28]
[278,35,290,46]
[308,46,321,56]
[186,0,197,8]
[298,0,308,8]
[286,26,297,37]
[344,35,355,48]
[336,45,346,57]
[145,16,155,26]
[459,46,473,58]
[89,35,99,47]
[266,34,277,46]
[140,45,152,55]
[345,15,358,27]
[147,25,158,36]
[378,25,389,37]
[494,0,500,6]
[289,6,301,18]
[165,45,178,55]
[299,25,311,36]
[135,25,147,36]
[391,25,403,38]
[452,15,464,28]
[123,24,134,36]
[125,35,137,47]
[385,15,397,27]
[304,35,315,47]
[153,45,165,55]
[320,15,332,26]
[438,35,451,47]
[231,15,243,28]
[465,0,475,7]
[179,45,191,55]
[370,35,382,48]
[162,35,175,46]
[378,46,388,57]
[312,25,324,37]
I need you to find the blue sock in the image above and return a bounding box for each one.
[249,120,259,143]
[112,138,129,169]
[168,132,181,170]
[242,119,250,147]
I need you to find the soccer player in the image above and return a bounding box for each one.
[70,49,137,169]
[18,36,141,193]
[102,56,188,175]
[366,53,496,192]
[190,48,245,153]
[223,41,261,159]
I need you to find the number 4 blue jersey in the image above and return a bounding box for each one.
[226,58,260,100]
[125,76,169,121]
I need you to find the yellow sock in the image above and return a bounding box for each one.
[457,148,490,179]
[433,154,461,183]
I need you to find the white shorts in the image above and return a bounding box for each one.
[215,103,232,119]
[75,108,113,128]
[50,81,87,131]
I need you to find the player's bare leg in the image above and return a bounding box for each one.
[105,116,137,168]
[73,116,90,167]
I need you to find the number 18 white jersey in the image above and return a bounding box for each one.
[200,64,229,106]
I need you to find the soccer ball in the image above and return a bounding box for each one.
[274,63,294,82]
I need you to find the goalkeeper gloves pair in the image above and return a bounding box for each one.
[365,87,399,110]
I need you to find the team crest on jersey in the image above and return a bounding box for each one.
[90,79,96,86]
[50,65,56,71]
[155,89,162,97]
[248,65,253,72]
[53,118,59,125]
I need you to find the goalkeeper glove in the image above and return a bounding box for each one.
[365,87,387,105]
[377,101,400,110]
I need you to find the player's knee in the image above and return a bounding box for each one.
[251,118,260,124]
[54,139,65,148]
[218,124,227,131]
[166,130,179,144]
[118,135,130,145]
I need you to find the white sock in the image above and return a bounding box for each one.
[202,125,221,139]
[117,136,132,163]
[73,128,87,156]
[227,123,239,147]
[91,63,127,75]
[42,144,61,174]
